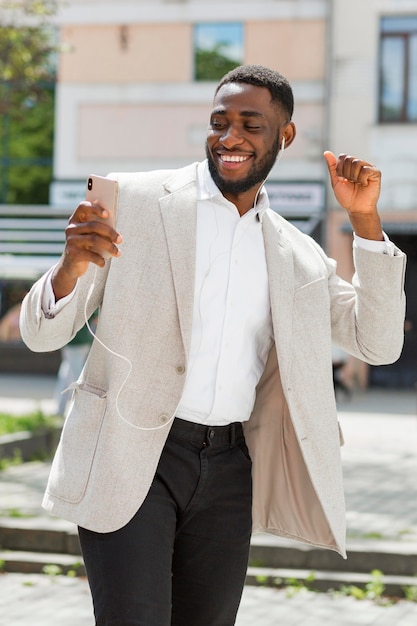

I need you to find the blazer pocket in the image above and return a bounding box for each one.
[47,384,107,503]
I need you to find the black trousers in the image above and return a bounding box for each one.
[78,418,253,626]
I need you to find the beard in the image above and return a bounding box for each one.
[205,134,280,195]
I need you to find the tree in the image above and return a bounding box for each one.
[195,43,240,81]
[0,1,58,203]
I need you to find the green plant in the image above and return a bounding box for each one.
[5,507,33,518]
[362,532,384,540]
[0,0,58,204]
[365,569,385,600]
[0,410,54,436]
[67,561,83,578]
[346,530,386,541]
[255,574,269,586]
[403,579,417,602]
[285,572,316,597]
[5,508,30,518]
[337,570,393,606]
[339,584,367,600]
[42,563,62,577]
[250,558,267,586]
[0,448,23,471]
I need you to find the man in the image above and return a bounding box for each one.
[20,65,406,625]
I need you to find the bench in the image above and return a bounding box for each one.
[0,205,70,281]
[0,205,71,375]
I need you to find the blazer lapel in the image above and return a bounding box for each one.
[262,211,294,391]
[159,172,197,358]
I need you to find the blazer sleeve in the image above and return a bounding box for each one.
[324,242,406,365]
[19,262,108,353]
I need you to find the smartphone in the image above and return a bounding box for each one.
[86,175,119,258]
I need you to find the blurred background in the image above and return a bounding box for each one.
[1,0,416,393]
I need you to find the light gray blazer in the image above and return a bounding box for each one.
[20,163,406,558]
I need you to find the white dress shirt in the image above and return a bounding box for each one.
[175,161,273,425]
[42,160,394,425]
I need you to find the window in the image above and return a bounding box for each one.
[379,16,417,122]
[194,23,243,81]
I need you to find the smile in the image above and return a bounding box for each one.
[219,154,251,163]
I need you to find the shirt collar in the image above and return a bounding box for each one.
[197,160,270,219]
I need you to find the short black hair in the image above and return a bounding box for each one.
[215,64,294,120]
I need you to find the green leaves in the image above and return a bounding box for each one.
[0,1,57,202]
[0,25,56,106]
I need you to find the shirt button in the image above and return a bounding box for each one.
[176,364,185,375]
[159,414,169,424]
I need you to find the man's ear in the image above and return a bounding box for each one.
[283,121,296,149]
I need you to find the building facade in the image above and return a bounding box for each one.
[50,0,330,240]
[48,0,417,386]
[328,0,417,387]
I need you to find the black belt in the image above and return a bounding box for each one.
[170,417,244,447]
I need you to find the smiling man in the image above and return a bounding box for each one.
[20,65,406,625]
[206,73,295,210]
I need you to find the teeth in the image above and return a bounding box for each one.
[220,155,249,162]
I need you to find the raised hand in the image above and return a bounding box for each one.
[324,151,384,241]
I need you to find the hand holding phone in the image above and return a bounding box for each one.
[86,174,119,258]
[51,175,121,301]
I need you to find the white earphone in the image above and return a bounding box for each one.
[85,269,176,431]
[276,136,286,164]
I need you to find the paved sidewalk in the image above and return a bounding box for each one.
[1,572,417,626]
[2,376,417,543]
[1,374,417,624]
[338,389,417,544]
[0,373,57,417]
